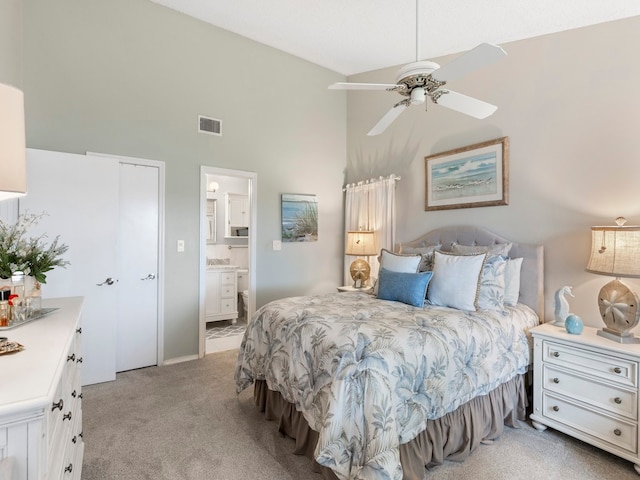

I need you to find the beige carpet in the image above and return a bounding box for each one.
[82,349,640,480]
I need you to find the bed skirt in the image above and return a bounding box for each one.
[254,374,528,480]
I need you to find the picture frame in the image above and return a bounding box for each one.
[281,193,318,242]
[425,137,509,211]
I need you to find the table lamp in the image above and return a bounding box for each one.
[0,83,27,200]
[345,231,377,288]
[586,217,640,343]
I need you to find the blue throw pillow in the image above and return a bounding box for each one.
[377,268,433,307]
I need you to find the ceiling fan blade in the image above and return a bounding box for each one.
[367,103,409,136]
[434,90,497,119]
[329,82,401,91]
[431,43,506,82]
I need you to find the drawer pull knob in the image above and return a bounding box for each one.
[52,399,64,411]
[552,377,560,384]
[77,357,83,363]
[64,464,73,474]
[614,367,622,374]
[615,397,623,404]
[552,351,560,357]
[67,353,75,362]
[79,393,83,399]
[614,429,622,436]
[72,436,77,444]
[552,406,559,412]
[76,327,82,334]
[71,390,77,398]
[63,412,72,421]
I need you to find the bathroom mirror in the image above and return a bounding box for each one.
[206,198,216,243]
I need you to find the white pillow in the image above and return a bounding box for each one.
[379,249,421,273]
[504,257,523,306]
[451,242,512,257]
[427,251,487,311]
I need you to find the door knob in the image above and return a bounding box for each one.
[96,277,116,286]
[141,274,156,280]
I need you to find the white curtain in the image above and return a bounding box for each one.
[344,175,400,285]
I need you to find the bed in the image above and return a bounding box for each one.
[235,225,544,480]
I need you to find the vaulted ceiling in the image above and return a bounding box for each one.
[149,0,640,76]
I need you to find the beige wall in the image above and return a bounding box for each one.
[0,0,22,87]
[22,0,346,361]
[345,16,640,326]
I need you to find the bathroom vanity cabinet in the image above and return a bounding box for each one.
[205,268,238,324]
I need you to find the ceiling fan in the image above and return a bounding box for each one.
[329,0,507,136]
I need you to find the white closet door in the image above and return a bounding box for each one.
[116,163,159,372]
[21,149,120,385]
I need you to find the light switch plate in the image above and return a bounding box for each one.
[177,240,185,252]
[273,240,281,251]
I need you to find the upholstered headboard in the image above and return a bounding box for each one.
[399,225,544,318]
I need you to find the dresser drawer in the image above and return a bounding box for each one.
[543,340,637,388]
[543,392,637,453]
[543,365,637,419]
[221,285,235,298]
[220,298,235,313]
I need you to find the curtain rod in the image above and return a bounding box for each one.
[343,174,401,191]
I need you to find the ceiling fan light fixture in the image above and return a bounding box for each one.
[410,88,426,105]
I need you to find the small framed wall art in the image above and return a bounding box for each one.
[425,136,509,211]
[281,193,318,242]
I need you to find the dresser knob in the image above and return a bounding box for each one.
[63,412,72,421]
[552,406,559,412]
[552,351,560,358]
[615,397,622,404]
[72,436,77,444]
[52,399,64,411]
[79,393,83,400]
[71,390,77,398]
[614,367,622,374]
[77,357,83,364]
[614,428,622,436]
[64,463,73,474]
[552,377,560,384]
[76,327,82,334]
[67,353,75,362]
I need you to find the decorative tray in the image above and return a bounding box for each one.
[0,307,59,331]
[0,340,24,355]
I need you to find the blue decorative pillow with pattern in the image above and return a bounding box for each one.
[477,255,508,311]
[377,268,433,307]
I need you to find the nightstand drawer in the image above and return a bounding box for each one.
[543,392,637,454]
[543,365,637,419]
[544,340,637,388]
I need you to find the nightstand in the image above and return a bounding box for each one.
[530,322,640,474]
[337,285,373,294]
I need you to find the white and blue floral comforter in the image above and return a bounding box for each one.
[234,292,539,480]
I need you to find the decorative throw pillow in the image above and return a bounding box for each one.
[477,255,508,311]
[427,251,487,311]
[377,268,433,307]
[451,242,513,257]
[378,249,421,273]
[374,249,422,296]
[504,257,523,306]
[399,244,441,272]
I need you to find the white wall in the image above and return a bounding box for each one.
[345,16,640,327]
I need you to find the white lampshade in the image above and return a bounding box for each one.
[586,223,640,278]
[345,231,378,257]
[0,83,27,200]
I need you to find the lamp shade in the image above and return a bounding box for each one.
[586,224,640,278]
[0,83,27,200]
[345,231,377,256]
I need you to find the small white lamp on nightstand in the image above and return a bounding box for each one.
[345,230,378,288]
[586,217,640,343]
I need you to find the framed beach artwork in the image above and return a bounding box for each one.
[281,193,318,242]
[425,137,509,211]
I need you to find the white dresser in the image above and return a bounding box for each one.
[530,322,640,475]
[0,297,84,480]
[205,268,238,324]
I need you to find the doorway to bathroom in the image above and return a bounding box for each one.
[199,166,256,356]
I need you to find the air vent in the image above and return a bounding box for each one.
[198,115,222,136]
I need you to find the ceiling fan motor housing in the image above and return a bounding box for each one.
[394,61,445,98]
